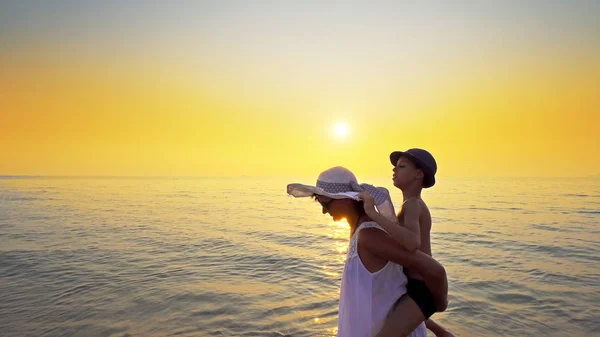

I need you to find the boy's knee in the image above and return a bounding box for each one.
[433,266,448,312]
[437,264,447,280]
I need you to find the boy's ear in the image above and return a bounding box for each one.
[415,169,425,180]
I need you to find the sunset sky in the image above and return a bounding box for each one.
[1,1,599,178]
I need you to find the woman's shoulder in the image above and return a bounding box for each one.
[358,221,387,234]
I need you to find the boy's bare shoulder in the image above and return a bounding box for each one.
[402,197,421,209]
[402,198,430,215]
[417,199,431,213]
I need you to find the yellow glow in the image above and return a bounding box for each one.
[1,5,598,178]
[333,123,349,138]
[2,56,597,178]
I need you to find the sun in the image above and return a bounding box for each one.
[333,123,349,138]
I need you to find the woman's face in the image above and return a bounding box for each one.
[317,196,351,221]
[316,195,333,214]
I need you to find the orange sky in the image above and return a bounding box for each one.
[1,2,599,177]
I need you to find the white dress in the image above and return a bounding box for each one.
[337,221,426,337]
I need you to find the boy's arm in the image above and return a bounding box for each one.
[358,192,421,252]
[398,198,422,250]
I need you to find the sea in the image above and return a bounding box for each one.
[1,176,598,337]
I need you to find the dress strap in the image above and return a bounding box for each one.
[346,221,387,260]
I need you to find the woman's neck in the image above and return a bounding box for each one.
[349,213,370,237]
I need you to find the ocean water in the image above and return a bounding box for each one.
[0,176,598,337]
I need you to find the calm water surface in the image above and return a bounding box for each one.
[1,176,598,336]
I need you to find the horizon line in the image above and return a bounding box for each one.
[1,174,597,179]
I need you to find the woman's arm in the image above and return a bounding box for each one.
[358,192,421,252]
[358,227,448,311]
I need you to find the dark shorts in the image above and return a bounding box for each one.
[406,277,437,319]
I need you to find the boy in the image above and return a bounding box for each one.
[358,148,454,337]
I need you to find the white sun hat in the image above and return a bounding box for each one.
[287,166,397,222]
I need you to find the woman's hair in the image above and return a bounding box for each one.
[353,200,367,217]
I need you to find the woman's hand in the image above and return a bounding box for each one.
[357,191,377,215]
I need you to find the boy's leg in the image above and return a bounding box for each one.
[407,254,448,312]
[375,296,425,337]
[418,269,448,312]
[425,319,456,337]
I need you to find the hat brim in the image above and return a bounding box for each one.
[287,183,360,200]
[389,151,436,188]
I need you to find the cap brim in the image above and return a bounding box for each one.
[390,151,407,166]
[390,151,435,188]
[287,183,360,200]
[391,151,425,168]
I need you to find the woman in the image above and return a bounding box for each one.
[287,166,448,336]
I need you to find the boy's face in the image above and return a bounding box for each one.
[392,156,424,188]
